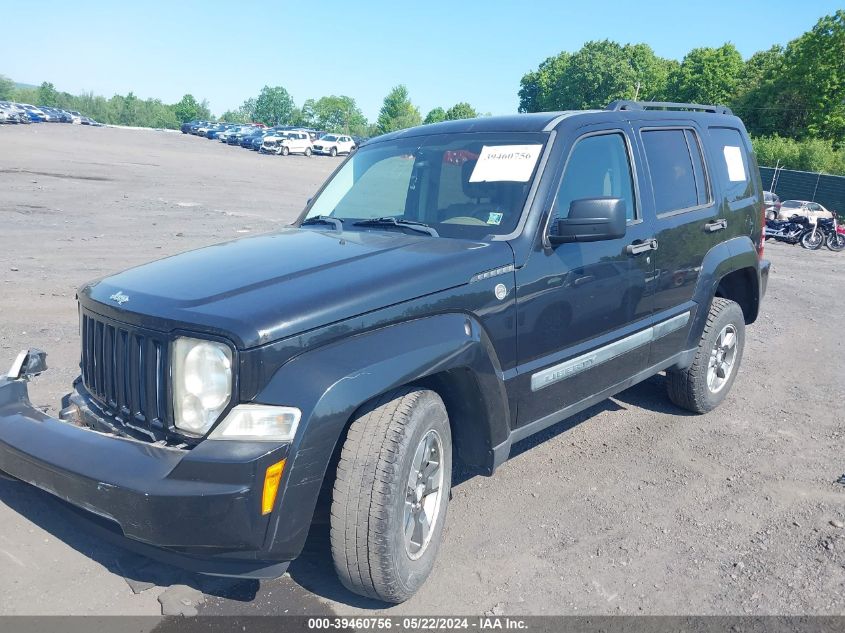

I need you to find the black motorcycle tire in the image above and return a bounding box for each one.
[800,229,824,250]
[826,232,845,252]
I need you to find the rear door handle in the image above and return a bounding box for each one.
[705,219,728,232]
[626,238,658,255]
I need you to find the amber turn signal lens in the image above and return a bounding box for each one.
[261,459,286,515]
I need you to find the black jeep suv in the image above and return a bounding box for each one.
[0,101,769,603]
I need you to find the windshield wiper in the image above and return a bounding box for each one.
[352,217,439,237]
[300,215,344,231]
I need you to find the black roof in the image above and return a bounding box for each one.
[375,111,585,142]
[371,101,740,144]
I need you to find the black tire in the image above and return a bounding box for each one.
[330,387,452,603]
[281,145,289,156]
[826,232,845,252]
[800,228,824,250]
[667,297,745,414]
[330,146,337,157]
[305,147,312,157]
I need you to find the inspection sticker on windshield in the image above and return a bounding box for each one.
[469,145,543,182]
[486,211,503,225]
[723,146,747,182]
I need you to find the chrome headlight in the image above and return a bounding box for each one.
[172,337,233,435]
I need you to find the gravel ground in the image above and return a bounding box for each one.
[0,124,843,617]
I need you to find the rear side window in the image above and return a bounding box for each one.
[641,129,709,214]
[708,127,753,202]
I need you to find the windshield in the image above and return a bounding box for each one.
[782,201,802,208]
[322,135,338,142]
[305,132,547,239]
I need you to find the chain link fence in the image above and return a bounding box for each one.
[760,166,845,216]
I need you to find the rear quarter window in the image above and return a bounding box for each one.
[708,127,753,202]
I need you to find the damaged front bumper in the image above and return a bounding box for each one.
[0,350,292,578]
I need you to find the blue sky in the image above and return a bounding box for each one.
[1,0,840,121]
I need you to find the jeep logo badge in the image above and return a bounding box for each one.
[109,291,129,305]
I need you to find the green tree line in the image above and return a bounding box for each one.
[0,79,214,129]
[1,76,483,139]
[518,10,845,174]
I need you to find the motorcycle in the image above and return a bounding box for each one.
[764,215,821,249]
[817,216,845,252]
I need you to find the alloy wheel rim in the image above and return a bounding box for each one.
[707,324,738,393]
[404,429,444,560]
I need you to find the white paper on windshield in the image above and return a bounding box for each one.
[723,146,747,182]
[469,145,543,182]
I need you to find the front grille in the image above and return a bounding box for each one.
[80,310,169,437]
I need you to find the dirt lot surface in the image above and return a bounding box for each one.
[0,124,843,618]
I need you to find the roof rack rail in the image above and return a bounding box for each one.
[606,100,733,115]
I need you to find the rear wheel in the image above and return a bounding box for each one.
[330,387,451,603]
[667,297,745,413]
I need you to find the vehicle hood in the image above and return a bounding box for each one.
[79,228,513,349]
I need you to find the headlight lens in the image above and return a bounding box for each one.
[172,337,233,435]
[208,405,300,442]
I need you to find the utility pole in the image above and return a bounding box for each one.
[634,81,641,101]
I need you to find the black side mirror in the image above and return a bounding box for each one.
[549,197,627,245]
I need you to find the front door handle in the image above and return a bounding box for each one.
[705,219,728,232]
[626,238,658,255]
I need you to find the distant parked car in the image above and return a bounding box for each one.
[36,106,56,122]
[225,126,255,144]
[239,129,264,148]
[10,103,31,124]
[278,130,313,156]
[249,130,274,150]
[196,123,218,137]
[217,126,237,142]
[0,103,22,124]
[20,104,47,122]
[180,120,198,134]
[312,134,356,157]
[188,121,211,134]
[206,124,230,139]
[778,200,834,222]
[41,106,70,122]
[260,131,294,154]
[764,192,781,220]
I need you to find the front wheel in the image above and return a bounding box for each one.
[826,232,845,252]
[800,229,824,250]
[331,387,452,603]
[667,297,745,413]
[330,146,337,157]
[281,145,289,156]
[305,147,312,157]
